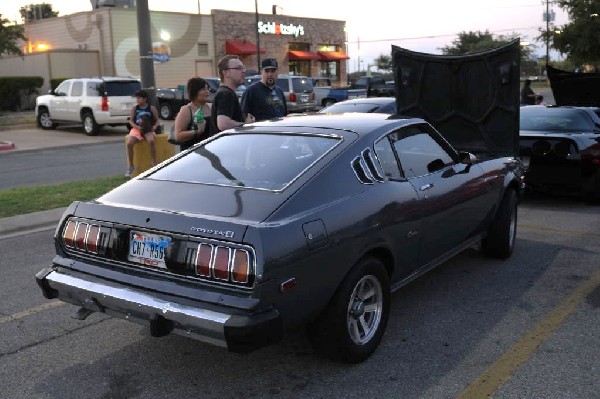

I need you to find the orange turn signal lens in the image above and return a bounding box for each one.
[231,249,250,283]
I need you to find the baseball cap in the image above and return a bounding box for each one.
[261,58,278,70]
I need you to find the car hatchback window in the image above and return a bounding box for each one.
[150,133,341,191]
[291,77,313,93]
[104,81,142,96]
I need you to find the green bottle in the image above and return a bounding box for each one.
[194,107,204,124]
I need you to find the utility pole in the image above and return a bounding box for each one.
[136,0,157,107]
[255,0,261,72]
[545,0,549,66]
[357,36,360,74]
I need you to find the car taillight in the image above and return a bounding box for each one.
[62,218,111,255]
[582,143,600,167]
[289,93,296,102]
[311,92,315,101]
[101,96,109,111]
[169,241,255,287]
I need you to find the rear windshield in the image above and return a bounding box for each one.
[520,107,598,132]
[103,81,142,96]
[150,133,341,191]
[320,102,382,113]
[291,77,313,93]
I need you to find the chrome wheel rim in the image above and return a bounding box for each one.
[160,106,170,119]
[40,113,53,128]
[508,204,516,246]
[346,274,383,345]
[83,117,93,133]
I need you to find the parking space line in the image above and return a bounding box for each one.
[519,223,600,238]
[457,267,600,399]
[0,301,66,325]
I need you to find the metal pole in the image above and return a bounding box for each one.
[545,0,549,66]
[136,0,157,107]
[255,0,261,72]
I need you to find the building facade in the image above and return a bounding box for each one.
[0,7,348,95]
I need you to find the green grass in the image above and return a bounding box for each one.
[0,175,128,218]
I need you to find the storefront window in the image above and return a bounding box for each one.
[289,42,312,77]
[318,44,341,82]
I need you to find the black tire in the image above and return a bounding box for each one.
[82,111,100,136]
[159,102,173,120]
[307,256,390,363]
[482,189,517,259]
[323,99,336,108]
[37,107,57,130]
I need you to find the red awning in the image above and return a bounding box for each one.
[288,50,320,61]
[226,41,265,55]
[318,51,350,61]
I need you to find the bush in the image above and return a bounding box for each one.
[0,76,44,111]
[50,77,70,91]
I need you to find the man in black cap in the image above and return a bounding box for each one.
[241,58,288,121]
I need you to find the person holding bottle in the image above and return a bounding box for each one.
[173,77,213,151]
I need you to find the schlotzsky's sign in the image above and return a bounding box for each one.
[257,21,304,37]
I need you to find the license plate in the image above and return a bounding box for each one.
[122,102,133,110]
[128,230,170,268]
[521,155,530,169]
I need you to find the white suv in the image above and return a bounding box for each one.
[35,77,142,135]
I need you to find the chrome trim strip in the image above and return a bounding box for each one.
[45,271,231,347]
[362,148,384,182]
[351,156,374,185]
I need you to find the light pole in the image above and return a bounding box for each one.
[255,0,261,72]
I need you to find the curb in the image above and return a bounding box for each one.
[0,141,16,151]
[0,207,66,238]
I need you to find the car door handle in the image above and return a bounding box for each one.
[420,183,434,191]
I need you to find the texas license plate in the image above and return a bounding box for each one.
[128,230,170,268]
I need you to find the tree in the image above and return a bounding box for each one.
[543,0,600,67]
[0,15,27,58]
[19,3,58,22]
[440,30,538,76]
[374,54,392,72]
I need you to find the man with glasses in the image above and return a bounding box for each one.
[241,58,288,122]
[211,55,256,134]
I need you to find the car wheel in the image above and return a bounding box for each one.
[482,188,517,259]
[323,99,336,107]
[159,103,173,120]
[82,112,100,136]
[307,256,390,363]
[37,108,57,130]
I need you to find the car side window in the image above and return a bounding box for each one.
[276,78,289,92]
[55,81,71,96]
[374,136,403,180]
[70,81,83,97]
[390,125,455,178]
[86,82,102,96]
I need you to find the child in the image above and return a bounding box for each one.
[125,90,160,177]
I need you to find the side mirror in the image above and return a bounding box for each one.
[458,151,476,165]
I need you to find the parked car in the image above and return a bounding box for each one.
[35,77,141,135]
[35,42,524,363]
[519,105,600,201]
[313,86,367,108]
[245,74,318,113]
[156,77,220,120]
[351,75,395,97]
[319,97,396,114]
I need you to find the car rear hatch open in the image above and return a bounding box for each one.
[546,65,600,107]
[392,39,521,156]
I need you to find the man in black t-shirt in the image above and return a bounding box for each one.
[241,58,288,121]
[211,55,256,133]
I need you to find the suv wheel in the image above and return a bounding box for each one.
[159,103,173,120]
[82,111,100,136]
[37,108,57,130]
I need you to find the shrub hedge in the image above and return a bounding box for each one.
[0,76,44,111]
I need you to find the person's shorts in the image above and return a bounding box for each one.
[129,129,155,141]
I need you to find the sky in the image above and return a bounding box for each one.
[0,0,569,72]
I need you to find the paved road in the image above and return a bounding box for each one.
[0,123,175,190]
[0,195,599,399]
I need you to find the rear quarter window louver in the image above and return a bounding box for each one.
[351,148,385,185]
